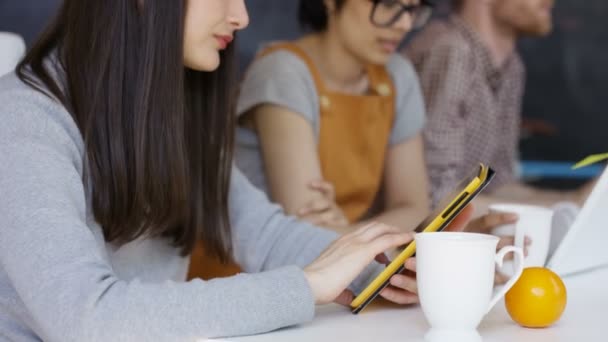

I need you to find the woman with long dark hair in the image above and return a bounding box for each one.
[0,0,452,340]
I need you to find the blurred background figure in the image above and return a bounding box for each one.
[235,0,433,234]
[404,0,594,211]
[3,0,606,178]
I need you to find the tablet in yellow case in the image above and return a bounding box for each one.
[350,163,495,314]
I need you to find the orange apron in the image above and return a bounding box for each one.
[187,243,241,280]
[187,42,396,280]
[260,43,396,222]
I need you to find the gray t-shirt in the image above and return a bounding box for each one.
[235,50,427,195]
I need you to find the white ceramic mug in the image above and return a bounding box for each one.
[489,204,553,275]
[416,232,525,342]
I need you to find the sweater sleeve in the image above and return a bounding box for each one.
[0,90,318,341]
[229,167,382,295]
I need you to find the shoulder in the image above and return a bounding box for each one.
[387,53,417,77]
[386,54,419,92]
[243,48,316,87]
[237,46,320,124]
[405,19,474,68]
[0,72,84,161]
[384,55,427,145]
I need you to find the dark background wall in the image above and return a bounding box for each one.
[1,0,606,164]
[518,0,608,162]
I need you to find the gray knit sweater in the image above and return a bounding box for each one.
[0,72,379,341]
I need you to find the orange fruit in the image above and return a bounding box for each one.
[505,267,567,328]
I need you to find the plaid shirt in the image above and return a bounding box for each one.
[404,15,525,205]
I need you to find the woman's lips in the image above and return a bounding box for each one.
[215,35,233,50]
[378,39,400,53]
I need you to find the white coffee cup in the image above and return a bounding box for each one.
[416,232,524,342]
[489,204,553,275]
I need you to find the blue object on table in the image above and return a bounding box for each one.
[520,161,604,180]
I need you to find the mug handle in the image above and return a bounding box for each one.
[513,223,526,273]
[486,246,525,313]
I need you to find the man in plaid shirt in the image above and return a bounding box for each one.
[404,0,592,209]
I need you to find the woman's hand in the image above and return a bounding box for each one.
[465,211,518,234]
[371,205,480,305]
[378,258,419,305]
[304,223,413,305]
[465,210,530,258]
[297,180,349,228]
[376,204,475,304]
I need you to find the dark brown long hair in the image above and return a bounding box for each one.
[17,0,236,261]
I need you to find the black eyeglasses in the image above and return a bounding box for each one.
[370,0,434,29]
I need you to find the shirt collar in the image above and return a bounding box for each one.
[450,15,519,90]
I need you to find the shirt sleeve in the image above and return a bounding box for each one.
[0,88,383,341]
[410,42,473,205]
[237,50,320,133]
[386,54,427,146]
[229,167,384,295]
[0,92,316,341]
[499,57,525,182]
[229,167,338,273]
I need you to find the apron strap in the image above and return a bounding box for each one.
[257,42,396,100]
[257,42,328,94]
[366,64,395,98]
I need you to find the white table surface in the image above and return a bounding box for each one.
[227,267,608,342]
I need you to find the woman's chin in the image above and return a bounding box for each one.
[184,53,221,72]
[365,52,392,66]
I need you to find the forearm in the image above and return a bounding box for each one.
[230,169,339,272]
[0,151,319,341]
[476,182,579,213]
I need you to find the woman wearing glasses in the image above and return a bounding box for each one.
[235,0,434,233]
[0,0,464,339]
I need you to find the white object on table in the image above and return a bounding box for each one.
[548,165,608,276]
[489,203,553,276]
[226,267,608,342]
[415,232,524,342]
[0,32,26,76]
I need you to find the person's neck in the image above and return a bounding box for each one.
[459,7,517,68]
[304,31,367,93]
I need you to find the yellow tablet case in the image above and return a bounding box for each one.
[350,163,495,314]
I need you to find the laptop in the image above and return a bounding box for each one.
[546,165,608,277]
